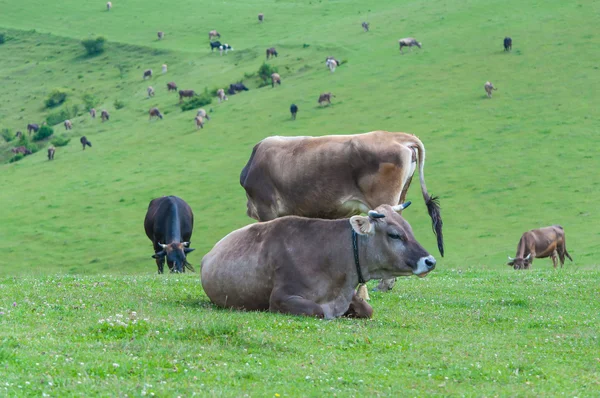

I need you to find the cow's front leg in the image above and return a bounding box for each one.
[270,292,325,318]
[343,293,373,319]
[155,257,165,274]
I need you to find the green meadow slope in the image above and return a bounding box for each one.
[0,0,598,274]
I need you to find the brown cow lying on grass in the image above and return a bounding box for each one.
[508,226,573,270]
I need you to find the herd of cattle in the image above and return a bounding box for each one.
[9,5,572,319]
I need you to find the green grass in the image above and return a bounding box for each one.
[0,0,599,395]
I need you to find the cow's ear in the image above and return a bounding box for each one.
[152,250,166,259]
[184,248,195,254]
[507,261,514,266]
[350,216,375,236]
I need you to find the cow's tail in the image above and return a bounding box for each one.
[413,139,444,257]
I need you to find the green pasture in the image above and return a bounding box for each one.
[0,0,598,395]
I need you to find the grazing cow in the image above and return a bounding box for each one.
[271,73,281,87]
[258,13,264,23]
[484,81,497,98]
[147,86,155,97]
[201,204,436,318]
[228,83,249,95]
[80,136,92,150]
[27,123,40,136]
[240,131,445,292]
[217,89,228,102]
[508,226,573,270]
[157,31,164,40]
[266,47,278,59]
[11,146,32,155]
[64,120,72,130]
[144,196,195,274]
[106,1,112,11]
[210,41,222,52]
[326,58,339,72]
[179,89,196,103]
[167,82,177,92]
[504,36,512,51]
[143,69,153,79]
[290,104,298,120]
[208,30,221,40]
[195,116,204,129]
[196,108,210,121]
[15,131,23,139]
[101,110,110,122]
[399,37,422,54]
[149,107,163,120]
[162,64,167,74]
[219,44,233,56]
[318,92,335,106]
[47,146,55,160]
[90,108,96,118]
[362,22,370,32]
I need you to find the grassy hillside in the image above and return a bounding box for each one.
[1,0,598,274]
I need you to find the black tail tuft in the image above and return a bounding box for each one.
[426,195,444,257]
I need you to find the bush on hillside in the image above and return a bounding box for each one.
[45,88,68,108]
[82,92,98,110]
[1,128,13,143]
[51,135,71,147]
[10,153,24,163]
[258,63,278,85]
[114,99,126,109]
[180,88,212,111]
[0,33,6,45]
[33,125,54,141]
[46,108,71,126]
[81,36,106,56]
[14,136,39,154]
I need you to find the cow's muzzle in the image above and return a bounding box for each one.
[414,255,436,276]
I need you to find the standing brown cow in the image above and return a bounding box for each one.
[508,226,573,270]
[318,92,335,106]
[47,146,55,160]
[101,110,110,122]
[167,82,178,92]
[484,81,497,98]
[266,47,278,59]
[179,90,195,103]
[90,108,97,119]
[149,107,163,120]
[208,30,221,40]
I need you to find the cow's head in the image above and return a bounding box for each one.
[349,203,436,279]
[507,254,531,270]
[152,242,195,273]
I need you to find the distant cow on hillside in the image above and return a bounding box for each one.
[195,116,204,129]
[217,89,228,102]
[196,109,210,121]
[147,86,155,98]
[167,82,177,92]
[64,120,72,130]
[101,110,110,122]
[80,136,92,150]
[11,146,32,155]
[208,30,221,40]
[326,57,339,72]
[15,131,23,139]
[504,37,512,51]
[47,146,55,160]
[258,13,264,23]
[271,73,281,87]
[228,83,249,95]
[149,107,163,120]
[27,123,40,136]
[210,41,222,52]
[484,81,497,98]
[290,104,298,120]
[143,69,153,79]
[362,22,370,32]
[318,92,335,106]
[398,37,422,54]
[106,1,112,11]
[157,31,164,40]
[162,64,167,74]
[90,108,96,119]
[266,47,278,59]
[219,44,233,56]
[508,226,573,270]
[179,90,196,103]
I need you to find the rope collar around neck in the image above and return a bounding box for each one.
[352,229,366,284]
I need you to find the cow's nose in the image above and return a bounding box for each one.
[425,256,436,270]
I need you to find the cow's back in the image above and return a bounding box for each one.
[144,196,194,243]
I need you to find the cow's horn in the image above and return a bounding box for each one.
[182,242,190,247]
[525,253,531,260]
[508,256,515,261]
[368,210,386,219]
[158,243,167,249]
[391,201,412,212]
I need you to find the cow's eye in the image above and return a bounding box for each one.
[388,233,401,240]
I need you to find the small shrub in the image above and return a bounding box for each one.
[33,125,54,141]
[9,153,24,163]
[82,92,98,110]
[0,33,6,45]
[243,71,255,79]
[1,128,13,143]
[113,99,126,109]
[71,104,81,117]
[51,135,71,147]
[15,136,39,153]
[45,88,68,108]
[258,63,278,84]
[180,88,212,111]
[81,36,106,56]
[46,108,71,126]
